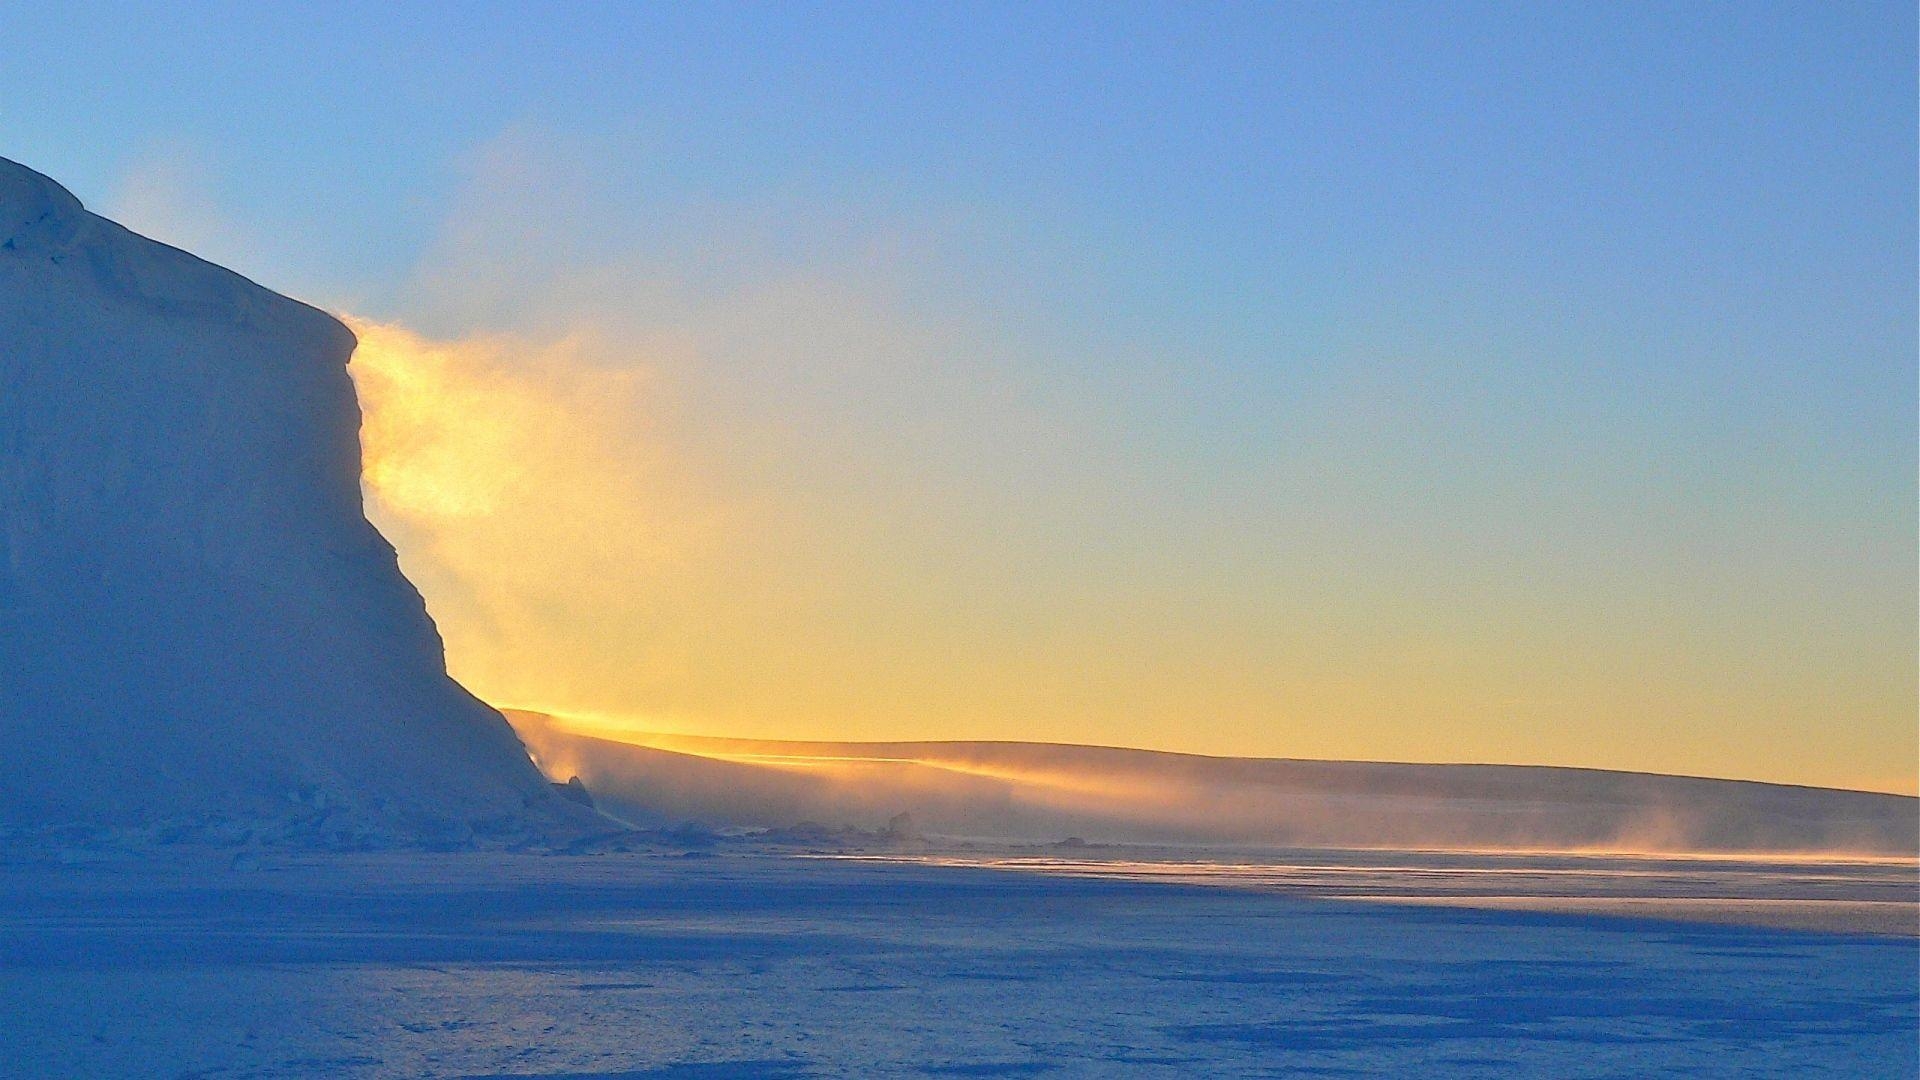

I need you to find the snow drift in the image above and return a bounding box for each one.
[0,158,573,840]
[509,711,1919,856]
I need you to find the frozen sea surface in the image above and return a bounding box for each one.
[0,848,1913,1078]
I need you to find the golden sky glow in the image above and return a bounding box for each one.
[36,1,1908,804]
[346,311,1915,797]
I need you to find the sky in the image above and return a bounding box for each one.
[3,3,1913,793]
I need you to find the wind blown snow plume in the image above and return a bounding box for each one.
[344,318,719,713]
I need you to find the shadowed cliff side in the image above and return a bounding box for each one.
[0,158,589,842]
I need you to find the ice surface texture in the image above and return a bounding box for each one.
[0,158,556,836]
[0,851,1912,1078]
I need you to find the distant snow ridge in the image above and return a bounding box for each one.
[0,158,589,848]
[510,713,1920,857]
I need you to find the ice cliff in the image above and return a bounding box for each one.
[0,158,574,842]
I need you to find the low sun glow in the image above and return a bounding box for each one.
[342,316,719,710]
[350,319,537,519]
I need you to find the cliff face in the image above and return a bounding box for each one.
[0,158,556,835]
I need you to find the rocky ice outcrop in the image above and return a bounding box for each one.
[0,158,578,842]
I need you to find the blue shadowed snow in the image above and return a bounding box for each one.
[0,849,1912,1078]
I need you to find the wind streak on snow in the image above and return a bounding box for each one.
[812,853,1920,936]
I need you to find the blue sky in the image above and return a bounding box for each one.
[3,2,1914,789]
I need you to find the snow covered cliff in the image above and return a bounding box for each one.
[0,158,571,842]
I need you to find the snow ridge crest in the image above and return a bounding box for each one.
[0,157,86,255]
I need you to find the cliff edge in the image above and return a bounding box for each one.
[0,158,579,843]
